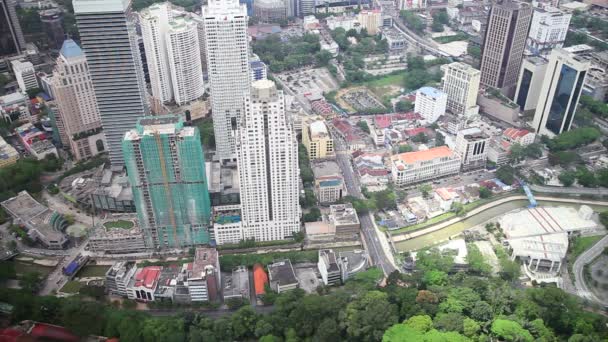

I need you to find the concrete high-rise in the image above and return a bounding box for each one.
[414,87,447,123]
[202,0,251,162]
[0,0,25,56]
[532,49,590,137]
[237,80,300,242]
[123,115,212,249]
[74,0,149,166]
[11,60,38,92]
[51,39,106,160]
[480,0,532,98]
[40,9,65,50]
[441,62,481,118]
[140,3,204,106]
[514,56,548,112]
[526,7,570,57]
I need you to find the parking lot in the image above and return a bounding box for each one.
[295,267,321,293]
[337,87,385,113]
[277,68,339,98]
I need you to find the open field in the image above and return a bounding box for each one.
[77,265,111,278]
[60,281,83,293]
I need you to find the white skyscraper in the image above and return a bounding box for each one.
[11,60,38,92]
[414,87,447,123]
[140,3,204,106]
[202,0,251,162]
[74,0,149,166]
[237,80,300,242]
[526,7,571,57]
[441,62,480,118]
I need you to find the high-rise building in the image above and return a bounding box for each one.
[532,48,590,136]
[302,119,334,160]
[11,60,39,92]
[40,9,65,50]
[123,115,212,249]
[140,3,204,106]
[514,56,548,111]
[414,87,447,123]
[526,7,570,57]
[0,0,25,56]
[253,0,287,22]
[480,0,532,98]
[454,127,489,170]
[441,62,481,117]
[74,0,149,166]
[51,39,106,160]
[237,80,300,242]
[358,9,382,35]
[202,0,251,162]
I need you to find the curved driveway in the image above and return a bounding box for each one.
[573,234,608,306]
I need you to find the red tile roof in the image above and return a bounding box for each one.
[392,146,454,165]
[374,115,392,129]
[134,266,162,289]
[404,127,427,136]
[503,128,530,140]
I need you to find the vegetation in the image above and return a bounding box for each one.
[579,95,608,119]
[217,238,297,251]
[298,143,314,186]
[132,0,199,11]
[400,10,426,33]
[478,186,492,199]
[219,250,318,271]
[544,127,601,151]
[395,100,414,112]
[508,143,543,163]
[300,188,316,208]
[253,34,322,73]
[434,33,469,44]
[565,31,608,50]
[495,165,515,185]
[197,118,215,149]
[303,207,321,222]
[60,280,83,294]
[0,155,63,202]
[466,243,492,276]
[356,120,370,134]
[569,235,604,262]
[59,155,107,181]
[398,144,413,153]
[104,220,135,230]
[467,45,481,59]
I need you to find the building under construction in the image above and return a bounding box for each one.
[123,115,212,248]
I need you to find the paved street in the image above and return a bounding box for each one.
[332,133,396,275]
[572,234,608,306]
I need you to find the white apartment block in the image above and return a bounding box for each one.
[140,3,204,106]
[51,39,106,160]
[454,127,489,169]
[527,7,571,57]
[140,3,173,104]
[391,146,461,186]
[414,86,447,123]
[202,0,251,162]
[358,9,382,35]
[167,17,204,105]
[11,60,38,92]
[441,62,481,118]
[237,80,300,242]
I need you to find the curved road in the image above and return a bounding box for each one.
[573,234,608,306]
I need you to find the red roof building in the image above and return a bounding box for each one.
[253,263,269,297]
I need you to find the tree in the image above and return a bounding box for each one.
[435,132,445,147]
[491,319,534,342]
[547,127,600,151]
[396,100,414,112]
[79,285,105,300]
[356,120,370,134]
[231,306,258,340]
[341,290,398,341]
[419,184,432,199]
[315,50,333,67]
[404,315,433,332]
[463,318,480,338]
[478,186,492,199]
[548,151,580,167]
[398,144,413,153]
[197,119,215,149]
[467,45,481,59]
[558,171,577,187]
[451,202,466,216]
[599,211,608,228]
[416,248,454,273]
[423,270,449,286]
[20,271,42,293]
[300,189,316,208]
[400,10,426,33]
[61,300,107,336]
[471,301,494,322]
[434,312,465,333]
[496,165,515,184]
[303,207,321,222]
[466,243,492,275]
[575,167,597,187]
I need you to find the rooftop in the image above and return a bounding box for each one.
[329,203,360,226]
[305,221,335,235]
[417,86,445,99]
[223,266,250,299]
[508,232,568,262]
[191,247,218,279]
[392,146,454,165]
[503,127,531,140]
[268,259,298,286]
[309,120,329,138]
[500,206,597,239]
[319,249,340,273]
[134,266,162,289]
[312,159,342,178]
[59,39,84,59]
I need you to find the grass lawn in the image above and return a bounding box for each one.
[60,281,83,294]
[569,235,604,261]
[77,265,110,278]
[13,261,53,277]
[104,220,134,229]
[365,74,404,88]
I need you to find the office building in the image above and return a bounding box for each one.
[480,1,532,97]
[237,80,300,242]
[40,9,65,50]
[515,56,548,111]
[187,247,221,302]
[441,62,481,117]
[526,7,570,57]
[202,0,251,162]
[11,60,38,92]
[123,116,212,249]
[318,249,342,286]
[253,0,286,22]
[0,0,25,56]
[391,146,461,186]
[302,119,334,160]
[312,159,345,204]
[358,9,382,35]
[74,0,149,166]
[106,261,137,297]
[51,39,106,160]
[140,3,204,106]
[300,0,315,16]
[532,48,590,136]
[268,260,299,293]
[250,59,268,82]
[328,203,360,239]
[454,127,489,170]
[414,87,447,123]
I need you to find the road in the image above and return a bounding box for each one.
[330,130,396,275]
[531,184,608,196]
[572,234,608,306]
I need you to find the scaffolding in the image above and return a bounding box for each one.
[123,115,212,249]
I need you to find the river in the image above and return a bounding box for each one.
[394,199,608,252]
